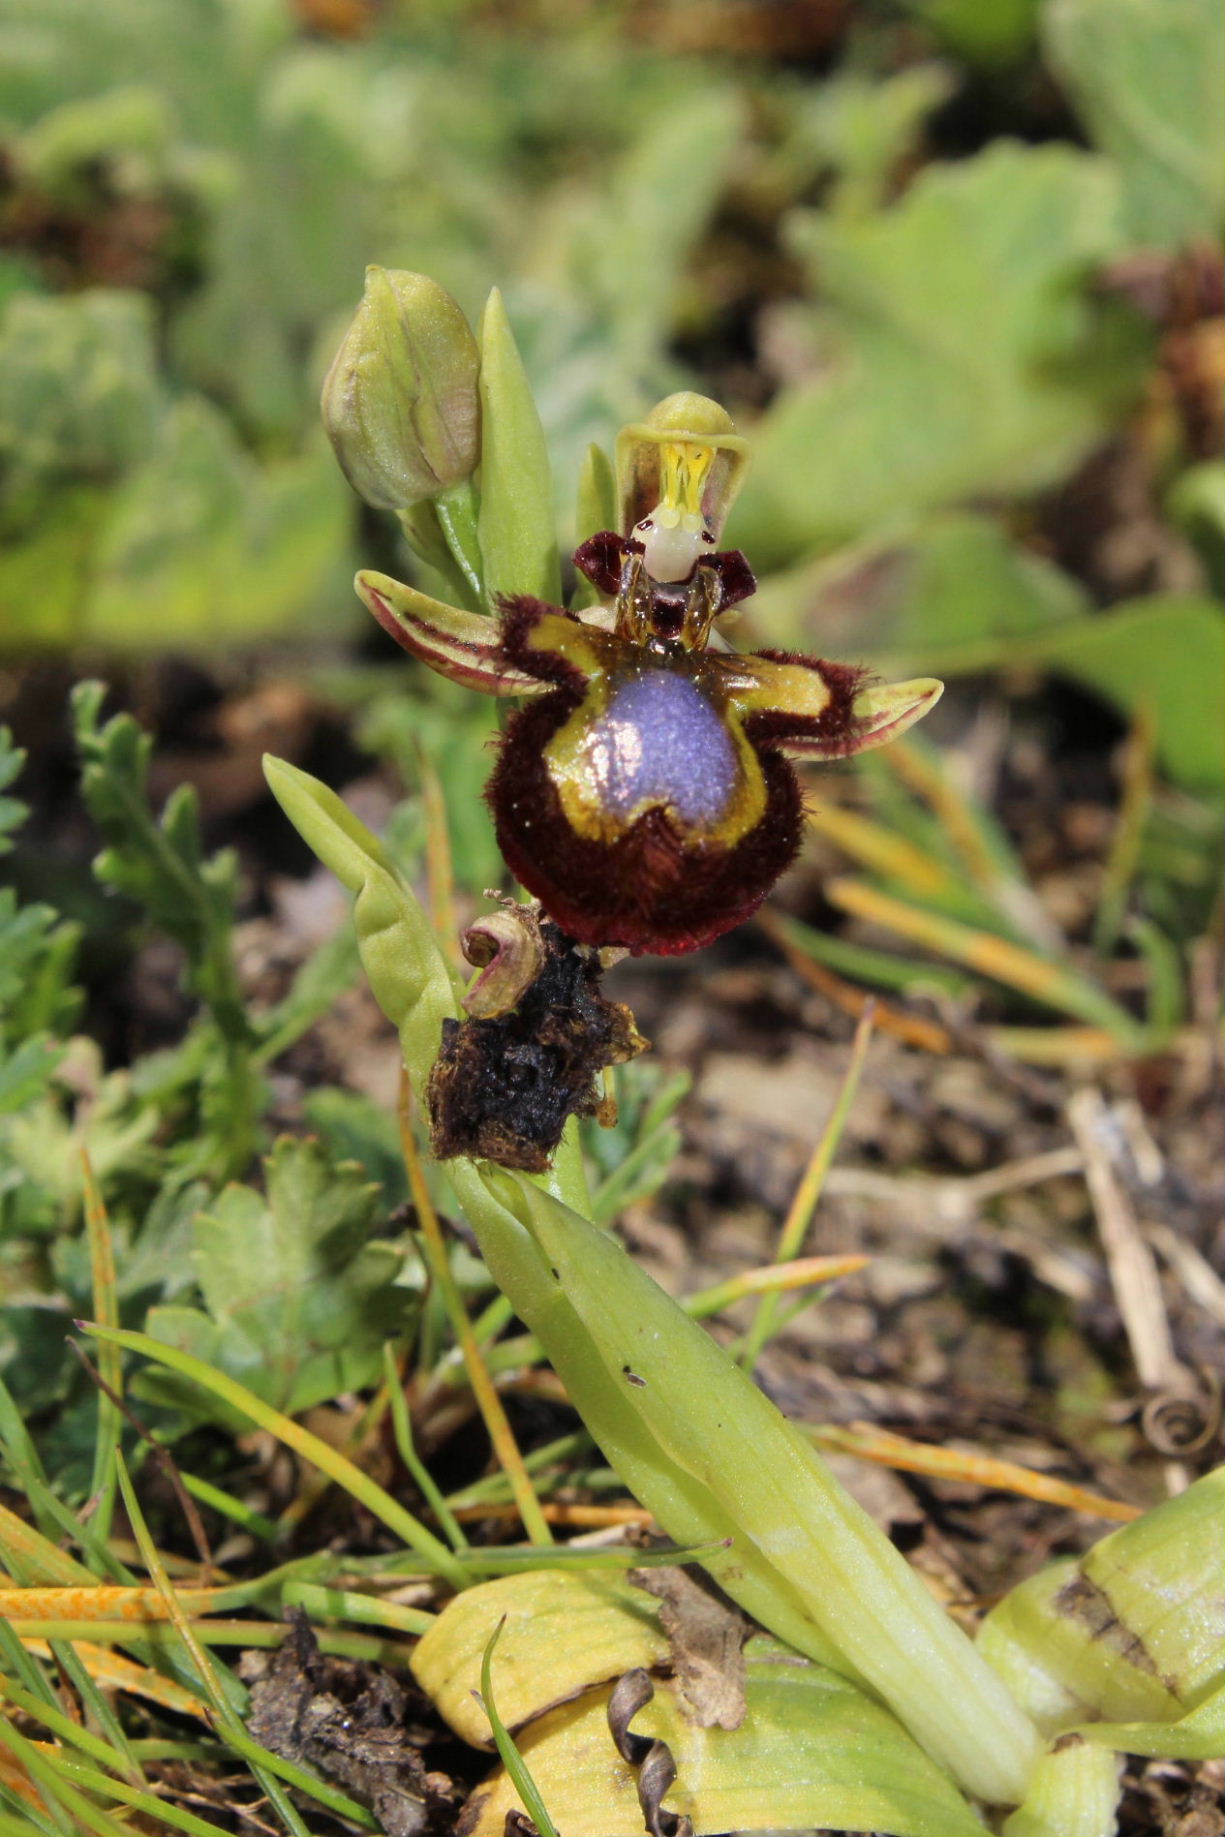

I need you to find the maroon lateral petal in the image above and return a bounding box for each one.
[742,651,871,758]
[572,531,629,596]
[486,691,804,955]
[707,548,757,610]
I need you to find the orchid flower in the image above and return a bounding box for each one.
[357,391,942,954]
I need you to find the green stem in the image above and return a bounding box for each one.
[434,478,486,609]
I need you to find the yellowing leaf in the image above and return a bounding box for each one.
[412,1570,669,1747]
[466,1653,985,1837]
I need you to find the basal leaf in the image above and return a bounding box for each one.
[412,1570,669,1748]
[467,1650,986,1837]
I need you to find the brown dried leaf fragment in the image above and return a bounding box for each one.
[428,916,647,1172]
[629,1564,751,1731]
[242,1610,457,1837]
[608,1669,694,1837]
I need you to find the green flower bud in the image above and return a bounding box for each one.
[321,267,480,510]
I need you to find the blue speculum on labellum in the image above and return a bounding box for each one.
[360,397,943,955]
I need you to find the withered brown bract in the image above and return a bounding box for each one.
[427,919,646,1172]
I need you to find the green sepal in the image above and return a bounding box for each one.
[476,289,561,608]
[571,442,618,612]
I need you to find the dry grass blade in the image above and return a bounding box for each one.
[686,1253,871,1321]
[741,1004,876,1371]
[757,907,953,1052]
[826,878,1145,1043]
[883,738,1060,950]
[14,1639,209,1718]
[805,800,956,898]
[807,1424,1141,1524]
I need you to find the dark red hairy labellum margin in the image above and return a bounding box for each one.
[486,689,806,956]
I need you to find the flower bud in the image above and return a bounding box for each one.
[321,267,480,510]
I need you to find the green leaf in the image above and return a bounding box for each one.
[300,1087,408,1210]
[592,87,742,365]
[905,0,1041,68]
[477,287,561,607]
[788,63,956,216]
[470,1165,1041,1804]
[72,682,247,1023]
[1044,0,1225,247]
[1002,1739,1124,1837]
[261,755,457,1093]
[470,1649,987,1837]
[412,1570,670,1747]
[85,406,351,648]
[980,1469,1225,1737]
[0,1034,65,1117]
[357,690,503,896]
[253,925,362,1066]
[0,289,161,520]
[1168,461,1225,596]
[731,144,1145,565]
[0,484,110,650]
[143,1136,409,1421]
[1074,1679,1225,1762]
[749,512,1090,663]
[0,728,28,850]
[757,534,1225,794]
[0,730,82,1082]
[1024,595,1225,793]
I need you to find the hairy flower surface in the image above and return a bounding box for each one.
[354,390,941,953]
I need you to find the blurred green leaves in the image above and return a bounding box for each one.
[0,730,80,1120]
[731,144,1147,565]
[0,293,349,648]
[1045,0,1225,248]
[0,291,159,517]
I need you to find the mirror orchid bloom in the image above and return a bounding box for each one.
[359,394,943,956]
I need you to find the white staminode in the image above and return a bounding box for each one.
[633,510,708,583]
